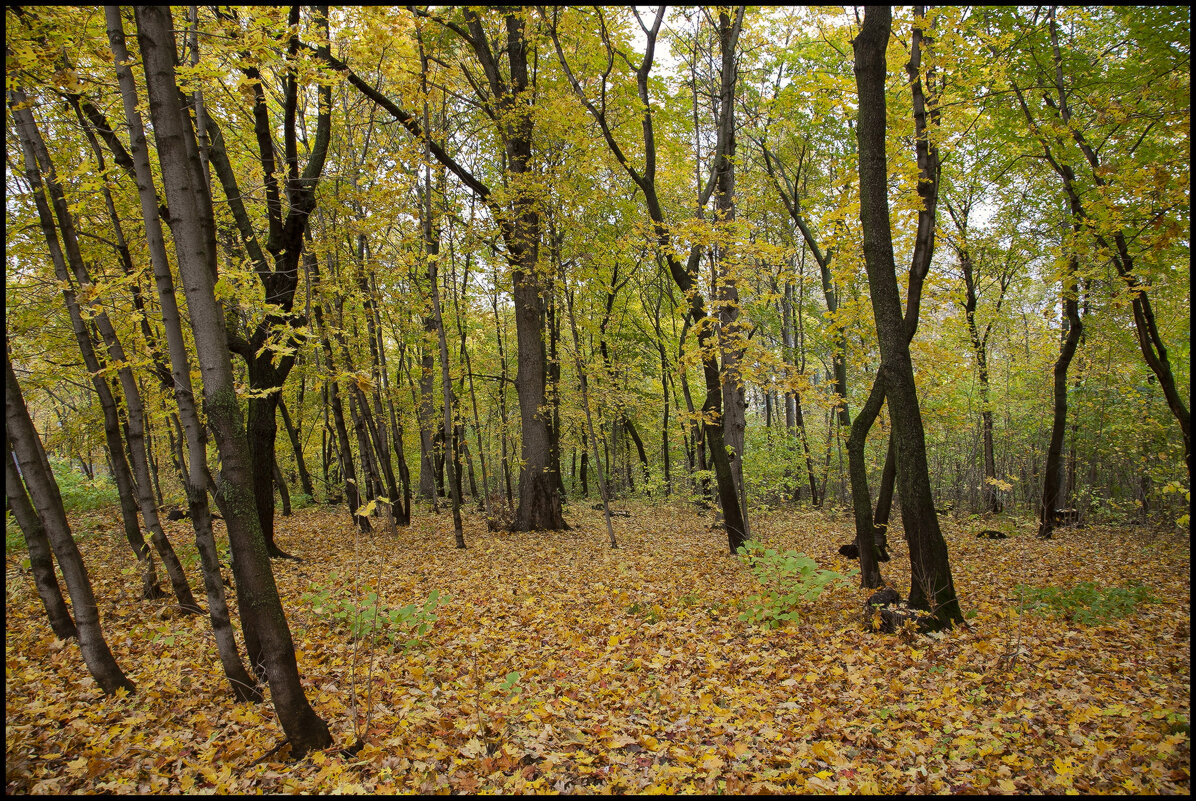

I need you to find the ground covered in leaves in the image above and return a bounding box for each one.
[5,501,1191,793]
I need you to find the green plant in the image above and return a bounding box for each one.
[6,511,25,554]
[626,601,662,624]
[47,458,119,513]
[736,540,855,629]
[302,580,447,650]
[499,670,523,697]
[1015,581,1157,625]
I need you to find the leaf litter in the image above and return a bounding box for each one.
[4,502,1190,793]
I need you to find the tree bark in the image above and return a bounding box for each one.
[278,397,315,499]
[106,7,260,702]
[854,6,962,626]
[7,350,134,694]
[201,6,333,558]
[136,4,330,753]
[13,102,200,612]
[8,87,163,604]
[6,441,78,641]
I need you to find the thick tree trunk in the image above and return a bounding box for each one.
[506,126,567,529]
[713,8,749,538]
[136,4,330,753]
[7,353,134,694]
[106,9,260,702]
[854,6,962,626]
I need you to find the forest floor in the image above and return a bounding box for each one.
[5,500,1191,794]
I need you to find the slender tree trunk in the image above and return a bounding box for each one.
[309,253,371,533]
[275,463,292,517]
[848,378,888,589]
[28,113,199,608]
[278,397,315,499]
[492,286,515,508]
[106,9,260,702]
[9,89,163,603]
[427,222,466,548]
[7,352,134,694]
[417,314,440,502]
[1039,285,1083,539]
[561,280,619,548]
[7,443,78,641]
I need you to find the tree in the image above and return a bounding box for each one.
[6,436,77,641]
[134,4,330,755]
[105,6,261,702]
[548,6,748,551]
[7,346,134,694]
[200,6,335,556]
[853,5,962,625]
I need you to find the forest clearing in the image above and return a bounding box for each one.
[5,4,1190,795]
[4,503,1191,794]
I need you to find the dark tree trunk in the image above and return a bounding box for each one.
[713,9,749,538]
[278,397,315,499]
[136,4,329,753]
[275,463,292,517]
[847,379,888,589]
[1039,287,1083,539]
[105,8,261,702]
[6,445,78,641]
[7,352,133,694]
[854,6,962,626]
[492,12,568,532]
[872,437,898,540]
[200,5,332,559]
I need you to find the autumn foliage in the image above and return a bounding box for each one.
[5,503,1189,794]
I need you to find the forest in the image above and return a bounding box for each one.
[4,5,1190,794]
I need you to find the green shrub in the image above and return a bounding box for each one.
[6,511,25,554]
[1015,581,1157,625]
[47,459,120,513]
[302,579,446,650]
[737,540,855,629]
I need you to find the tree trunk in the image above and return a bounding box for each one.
[504,57,568,531]
[713,8,749,538]
[136,4,330,753]
[106,8,261,701]
[417,315,440,502]
[1039,287,1083,539]
[847,379,888,589]
[308,252,371,533]
[275,463,292,517]
[854,6,962,626]
[8,89,163,603]
[7,351,134,694]
[6,443,78,641]
[278,397,315,499]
